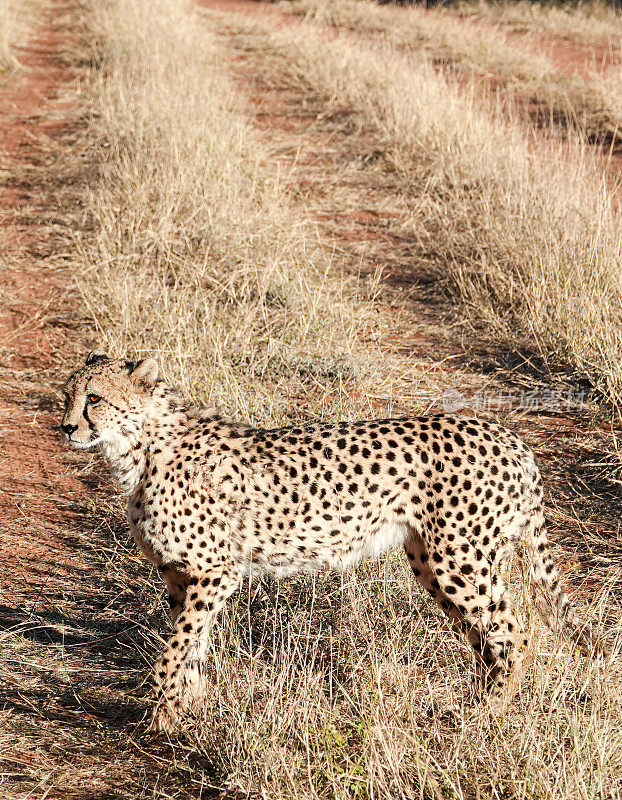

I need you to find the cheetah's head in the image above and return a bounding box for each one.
[61,352,159,450]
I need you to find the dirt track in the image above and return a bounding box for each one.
[0,5,88,603]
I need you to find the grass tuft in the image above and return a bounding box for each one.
[0,0,38,75]
[457,0,622,47]
[75,0,408,427]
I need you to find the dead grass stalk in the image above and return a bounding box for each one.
[457,0,622,47]
[0,0,37,74]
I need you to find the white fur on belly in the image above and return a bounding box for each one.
[340,518,410,570]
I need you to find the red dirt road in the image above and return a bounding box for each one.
[0,6,90,603]
[516,32,620,77]
[0,14,204,796]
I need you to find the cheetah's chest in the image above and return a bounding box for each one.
[127,485,183,567]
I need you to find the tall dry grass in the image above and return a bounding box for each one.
[186,552,620,800]
[292,0,622,145]
[226,8,622,407]
[0,0,37,74]
[76,0,410,427]
[458,0,622,47]
[66,1,622,797]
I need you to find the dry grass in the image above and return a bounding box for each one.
[458,0,622,47]
[0,0,37,74]
[0,0,616,796]
[291,0,622,145]
[74,0,420,428]
[225,8,622,408]
[46,0,622,797]
[184,561,621,800]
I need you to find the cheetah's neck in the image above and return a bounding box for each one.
[100,432,146,495]
[99,383,220,495]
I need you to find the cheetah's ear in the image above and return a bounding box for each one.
[86,350,109,366]
[130,357,159,389]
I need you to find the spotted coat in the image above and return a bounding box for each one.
[61,354,598,731]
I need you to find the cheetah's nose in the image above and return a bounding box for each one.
[61,423,78,436]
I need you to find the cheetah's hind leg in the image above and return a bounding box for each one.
[435,562,530,709]
[405,528,530,709]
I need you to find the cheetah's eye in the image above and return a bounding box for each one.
[87,393,101,405]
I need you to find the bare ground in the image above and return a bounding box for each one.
[0,1,620,798]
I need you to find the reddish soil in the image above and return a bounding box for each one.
[499,26,622,177]
[0,5,100,606]
[0,15,210,798]
[505,29,621,77]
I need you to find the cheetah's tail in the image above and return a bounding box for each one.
[525,510,606,658]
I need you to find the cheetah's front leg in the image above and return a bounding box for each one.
[161,563,191,624]
[152,564,241,733]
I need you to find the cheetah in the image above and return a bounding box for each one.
[61,352,600,731]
